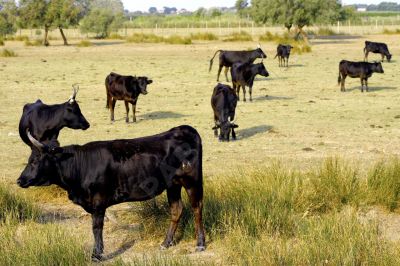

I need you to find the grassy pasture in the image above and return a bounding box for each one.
[0,34,400,264]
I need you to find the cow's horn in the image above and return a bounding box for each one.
[27,130,44,150]
[69,84,79,103]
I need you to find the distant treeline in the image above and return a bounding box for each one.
[352,2,400,11]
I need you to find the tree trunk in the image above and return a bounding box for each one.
[59,27,68,45]
[296,26,309,44]
[43,25,49,46]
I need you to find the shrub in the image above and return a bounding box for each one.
[316,27,339,36]
[165,35,192,45]
[0,48,17,57]
[382,28,400,35]
[13,35,29,42]
[126,33,163,43]
[108,33,125,40]
[190,32,218,41]
[24,39,42,46]
[223,31,253,42]
[77,40,93,47]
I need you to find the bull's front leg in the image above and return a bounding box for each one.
[124,101,130,123]
[360,78,364,93]
[231,127,236,140]
[91,210,105,261]
[131,100,137,122]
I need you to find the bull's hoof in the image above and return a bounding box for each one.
[195,246,206,252]
[91,253,103,262]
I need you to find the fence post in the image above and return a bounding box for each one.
[219,20,221,35]
[252,21,254,36]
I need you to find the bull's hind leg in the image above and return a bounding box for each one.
[184,183,205,251]
[110,99,117,122]
[249,86,253,102]
[365,79,369,92]
[124,101,129,123]
[341,75,347,92]
[217,65,223,82]
[360,78,365,92]
[224,67,230,82]
[131,99,137,122]
[242,86,247,102]
[236,85,241,101]
[161,185,183,249]
[91,210,105,261]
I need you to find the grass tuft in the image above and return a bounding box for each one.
[223,31,253,42]
[108,33,125,40]
[0,48,17,57]
[77,40,93,47]
[190,32,218,41]
[24,39,42,46]
[165,35,192,45]
[126,33,164,43]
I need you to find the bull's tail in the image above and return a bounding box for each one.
[274,53,278,59]
[338,70,341,85]
[209,50,222,72]
[105,80,110,109]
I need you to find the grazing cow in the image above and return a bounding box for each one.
[18,125,205,260]
[364,41,392,62]
[211,83,238,141]
[274,44,293,67]
[105,72,153,123]
[338,60,384,92]
[18,85,90,147]
[231,62,269,102]
[209,46,267,82]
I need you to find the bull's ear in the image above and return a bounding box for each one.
[147,79,153,84]
[212,126,218,130]
[49,146,63,154]
[231,124,239,128]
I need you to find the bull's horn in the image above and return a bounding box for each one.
[257,43,261,48]
[27,130,44,150]
[69,84,79,103]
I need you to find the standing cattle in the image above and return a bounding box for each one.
[364,41,392,62]
[18,85,90,147]
[105,72,153,123]
[274,44,293,67]
[338,60,384,92]
[209,46,267,82]
[18,125,205,260]
[211,83,238,141]
[231,62,269,102]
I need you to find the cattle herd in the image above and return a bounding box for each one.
[15,38,392,260]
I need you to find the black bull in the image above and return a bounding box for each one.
[18,125,205,260]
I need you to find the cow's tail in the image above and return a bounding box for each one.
[338,70,341,85]
[209,50,222,72]
[105,79,110,109]
[274,53,278,59]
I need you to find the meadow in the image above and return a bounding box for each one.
[0,31,400,264]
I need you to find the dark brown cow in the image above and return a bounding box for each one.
[105,72,153,123]
[338,60,384,92]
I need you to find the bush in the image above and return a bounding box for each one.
[77,40,93,47]
[317,27,339,36]
[190,32,218,41]
[0,38,4,46]
[223,31,253,42]
[24,39,42,46]
[165,35,192,45]
[13,35,29,42]
[382,28,400,35]
[126,33,163,43]
[108,33,125,40]
[0,48,16,57]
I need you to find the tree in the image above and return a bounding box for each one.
[235,0,248,17]
[80,8,123,38]
[46,0,83,45]
[90,0,124,14]
[19,0,50,45]
[0,0,17,36]
[251,0,342,42]
[148,7,157,14]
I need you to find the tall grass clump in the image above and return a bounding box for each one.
[165,35,192,45]
[382,28,400,35]
[190,32,218,41]
[316,27,339,36]
[0,48,17,57]
[24,39,42,46]
[0,182,37,222]
[126,33,164,43]
[305,158,360,213]
[367,159,400,211]
[10,35,29,42]
[123,253,204,266]
[223,31,253,42]
[0,223,90,265]
[108,33,125,39]
[77,39,93,47]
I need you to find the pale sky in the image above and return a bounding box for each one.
[121,0,400,12]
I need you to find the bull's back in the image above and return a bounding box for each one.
[19,100,44,146]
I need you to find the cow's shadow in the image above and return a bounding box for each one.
[345,86,397,92]
[236,125,272,140]
[141,111,188,120]
[102,239,136,261]
[251,95,294,102]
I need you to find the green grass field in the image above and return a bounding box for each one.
[0,33,400,264]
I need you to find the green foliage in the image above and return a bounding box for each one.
[367,159,400,211]
[90,0,124,15]
[77,39,92,47]
[190,32,218,41]
[80,8,123,38]
[223,30,253,42]
[0,0,17,36]
[0,182,38,222]
[0,223,90,265]
[0,48,16,56]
